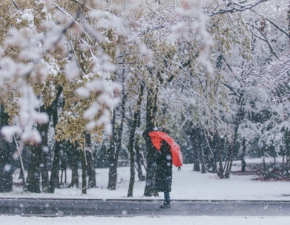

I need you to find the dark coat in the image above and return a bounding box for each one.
[154,140,172,192]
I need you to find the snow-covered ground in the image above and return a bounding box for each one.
[2,158,290,224]
[1,215,290,225]
[1,158,290,201]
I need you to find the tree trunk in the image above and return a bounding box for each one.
[127,83,144,197]
[217,137,225,179]
[108,92,126,190]
[38,121,50,192]
[0,104,13,193]
[81,150,87,194]
[241,139,247,172]
[198,129,206,174]
[46,86,63,193]
[220,94,245,179]
[143,81,159,197]
[191,128,200,172]
[86,150,96,188]
[0,137,13,193]
[47,141,61,193]
[225,144,234,178]
[26,145,41,193]
[107,113,117,190]
[68,143,79,188]
[85,132,96,188]
[14,138,26,186]
[135,136,145,181]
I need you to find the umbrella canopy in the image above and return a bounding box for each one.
[148,131,183,167]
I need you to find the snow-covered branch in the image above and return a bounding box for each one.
[209,0,268,16]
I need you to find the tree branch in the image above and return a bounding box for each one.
[209,0,268,17]
[251,24,280,59]
[251,9,289,38]
[12,0,20,11]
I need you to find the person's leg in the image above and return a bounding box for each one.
[164,192,170,205]
[159,192,171,208]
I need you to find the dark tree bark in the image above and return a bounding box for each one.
[81,149,87,194]
[68,143,80,188]
[20,101,50,194]
[86,150,96,188]
[60,150,68,185]
[127,83,144,197]
[46,86,63,193]
[197,128,206,174]
[15,139,26,186]
[107,94,126,190]
[0,144,13,193]
[0,139,13,193]
[143,83,159,197]
[199,145,206,173]
[107,110,117,190]
[0,104,13,193]
[85,132,96,188]
[26,145,42,193]
[47,141,61,193]
[217,136,225,179]
[26,108,50,193]
[135,136,145,181]
[38,120,50,192]
[241,139,247,172]
[143,127,158,197]
[191,128,200,172]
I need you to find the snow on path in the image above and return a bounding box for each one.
[1,215,290,225]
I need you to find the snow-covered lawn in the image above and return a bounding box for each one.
[0,159,290,225]
[1,157,290,201]
[2,158,290,224]
[1,215,290,225]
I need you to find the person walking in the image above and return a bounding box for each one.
[155,140,173,209]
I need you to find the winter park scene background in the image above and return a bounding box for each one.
[1,0,290,224]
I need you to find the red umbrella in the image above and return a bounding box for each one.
[148,131,183,167]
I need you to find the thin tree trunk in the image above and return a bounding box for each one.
[128,83,144,197]
[217,137,225,179]
[135,136,145,181]
[0,139,13,193]
[47,141,61,193]
[38,121,50,192]
[81,150,87,194]
[0,138,13,192]
[199,130,206,174]
[225,145,234,178]
[191,128,200,172]
[26,145,41,193]
[107,109,117,189]
[144,83,159,197]
[108,92,126,190]
[87,151,96,188]
[0,105,13,193]
[47,86,63,193]
[68,143,79,188]
[65,170,67,183]
[84,132,96,188]
[241,139,247,172]
[14,137,26,186]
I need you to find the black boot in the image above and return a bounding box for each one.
[159,202,170,209]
